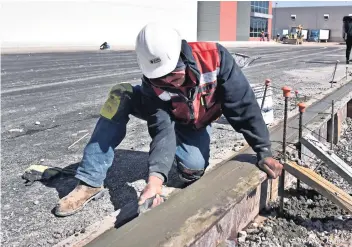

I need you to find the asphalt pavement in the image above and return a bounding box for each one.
[1,44,348,246]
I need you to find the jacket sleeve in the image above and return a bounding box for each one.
[142,81,176,182]
[216,43,272,161]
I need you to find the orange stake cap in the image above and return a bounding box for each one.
[265,79,271,86]
[282,86,292,97]
[298,102,306,113]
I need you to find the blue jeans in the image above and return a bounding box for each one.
[75,85,211,187]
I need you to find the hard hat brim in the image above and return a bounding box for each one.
[139,55,179,79]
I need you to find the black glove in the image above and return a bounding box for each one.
[22,164,75,186]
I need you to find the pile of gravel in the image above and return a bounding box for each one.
[238,118,352,247]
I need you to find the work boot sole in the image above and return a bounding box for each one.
[54,189,106,217]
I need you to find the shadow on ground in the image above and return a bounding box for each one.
[40,149,149,206]
[38,148,187,228]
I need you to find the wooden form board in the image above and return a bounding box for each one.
[283,161,352,214]
[300,133,352,186]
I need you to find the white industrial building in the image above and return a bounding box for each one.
[272,5,352,42]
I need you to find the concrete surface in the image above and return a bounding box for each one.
[1,45,351,246]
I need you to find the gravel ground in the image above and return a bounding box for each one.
[238,118,352,247]
[1,45,350,246]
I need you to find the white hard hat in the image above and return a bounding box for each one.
[135,23,182,79]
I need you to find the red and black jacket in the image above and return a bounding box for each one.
[141,40,272,181]
[150,42,222,129]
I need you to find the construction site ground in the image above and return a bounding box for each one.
[1,44,351,246]
[238,118,352,247]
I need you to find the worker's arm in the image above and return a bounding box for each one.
[141,80,176,183]
[137,81,176,208]
[146,107,176,182]
[216,43,272,162]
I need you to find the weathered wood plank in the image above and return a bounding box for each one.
[283,161,352,213]
[300,133,352,185]
[270,178,279,201]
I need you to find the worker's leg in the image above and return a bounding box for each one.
[75,84,147,186]
[174,124,211,183]
[55,83,146,216]
[346,37,352,64]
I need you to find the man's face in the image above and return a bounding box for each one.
[148,68,186,89]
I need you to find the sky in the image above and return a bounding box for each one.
[273,1,352,8]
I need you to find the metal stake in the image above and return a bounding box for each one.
[295,90,299,106]
[280,86,292,214]
[330,100,335,150]
[261,79,271,110]
[330,60,339,88]
[346,66,349,80]
[296,102,306,190]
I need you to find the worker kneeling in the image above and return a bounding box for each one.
[55,23,283,217]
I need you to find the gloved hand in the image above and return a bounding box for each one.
[22,164,76,186]
[257,157,283,179]
[138,176,165,214]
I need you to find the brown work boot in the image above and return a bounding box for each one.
[54,181,105,217]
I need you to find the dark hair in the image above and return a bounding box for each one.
[343,16,352,22]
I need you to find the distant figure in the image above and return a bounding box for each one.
[260,31,265,41]
[276,33,280,42]
[100,42,110,50]
[296,30,301,45]
[295,25,304,45]
[343,16,352,64]
[265,31,270,41]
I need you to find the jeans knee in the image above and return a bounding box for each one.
[175,157,206,182]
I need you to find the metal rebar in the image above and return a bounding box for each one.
[347,66,349,80]
[297,110,303,190]
[330,100,335,150]
[261,80,270,110]
[261,85,268,110]
[330,60,339,88]
[279,95,289,214]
